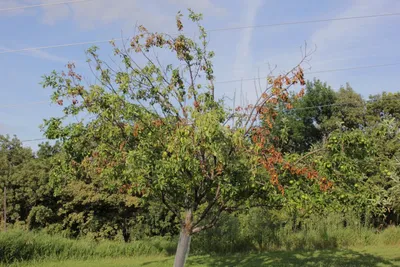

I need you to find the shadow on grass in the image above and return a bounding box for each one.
[187,249,398,267]
[141,259,170,266]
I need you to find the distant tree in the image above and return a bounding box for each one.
[367,91,400,122]
[272,79,337,153]
[0,136,56,226]
[331,83,365,130]
[303,117,400,223]
[41,10,328,267]
[36,141,62,159]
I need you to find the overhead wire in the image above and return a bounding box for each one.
[0,0,97,12]
[1,12,400,55]
[0,38,125,55]
[1,61,399,109]
[215,62,400,84]
[20,138,49,143]
[208,12,400,32]
[18,98,399,143]
[1,7,398,143]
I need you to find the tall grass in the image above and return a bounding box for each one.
[0,230,176,264]
[190,210,400,254]
[1,211,399,263]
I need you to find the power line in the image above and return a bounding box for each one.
[18,97,400,143]
[2,61,400,110]
[0,38,124,55]
[215,62,400,84]
[1,11,400,55]
[208,12,400,32]
[0,0,96,12]
[291,102,362,111]
[20,138,49,143]
[307,62,400,74]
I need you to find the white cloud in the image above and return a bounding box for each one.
[232,0,263,79]
[27,49,70,63]
[35,0,226,31]
[224,0,264,104]
[0,0,29,16]
[1,0,227,32]
[0,45,70,63]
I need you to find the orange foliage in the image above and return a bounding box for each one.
[248,68,332,195]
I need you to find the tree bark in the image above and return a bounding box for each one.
[174,209,192,267]
[173,228,191,267]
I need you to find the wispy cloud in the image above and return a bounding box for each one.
[36,0,226,31]
[232,0,263,79]
[0,45,70,63]
[224,0,264,104]
[26,49,70,63]
[1,0,226,32]
[234,0,400,93]
[308,0,400,72]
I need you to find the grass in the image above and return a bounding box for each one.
[0,229,175,263]
[4,246,400,267]
[1,222,399,266]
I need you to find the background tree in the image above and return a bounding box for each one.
[272,79,337,153]
[367,91,400,122]
[331,84,365,130]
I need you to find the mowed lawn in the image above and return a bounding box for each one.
[4,246,400,267]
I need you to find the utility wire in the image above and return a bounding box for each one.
[0,38,124,55]
[0,0,96,12]
[1,12,400,55]
[20,138,49,143]
[291,102,363,111]
[2,61,400,109]
[215,62,400,84]
[208,12,400,32]
[19,98,399,143]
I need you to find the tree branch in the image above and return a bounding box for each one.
[192,184,221,228]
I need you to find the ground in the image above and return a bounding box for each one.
[3,246,400,267]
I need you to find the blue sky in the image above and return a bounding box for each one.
[1,0,400,149]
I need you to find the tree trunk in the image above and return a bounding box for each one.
[173,228,191,267]
[174,209,192,267]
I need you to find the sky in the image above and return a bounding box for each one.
[1,0,400,149]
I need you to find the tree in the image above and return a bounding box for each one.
[303,117,400,224]
[0,136,59,228]
[367,91,400,123]
[272,79,337,153]
[331,84,365,130]
[41,10,327,266]
[0,135,33,224]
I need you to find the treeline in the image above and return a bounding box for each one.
[1,79,399,243]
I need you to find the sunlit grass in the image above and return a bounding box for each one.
[4,246,400,267]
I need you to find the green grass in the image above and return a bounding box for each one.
[0,229,175,263]
[4,246,400,267]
